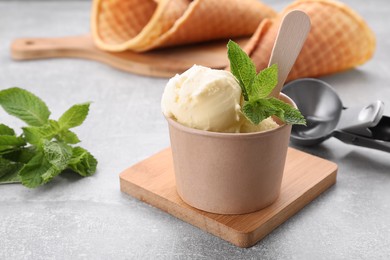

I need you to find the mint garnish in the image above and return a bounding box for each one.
[0,87,50,126]
[0,87,97,188]
[227,40,306,125]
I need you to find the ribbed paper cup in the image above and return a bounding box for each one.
[166,93,295,214]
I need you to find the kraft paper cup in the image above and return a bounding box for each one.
[166,93,295,214]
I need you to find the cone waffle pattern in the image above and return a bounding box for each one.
[92,0,276,52]
[245,0,376,81]
[147,0,277,51]
[92,0,189,51]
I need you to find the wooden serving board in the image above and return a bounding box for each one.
[11,35,248,78]
[120,147,337,248]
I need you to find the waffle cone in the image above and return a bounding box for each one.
[91,0,276,52]
[245,0,376,81]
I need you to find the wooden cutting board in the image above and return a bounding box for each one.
[11,35,248,78]
[120,147,337,248]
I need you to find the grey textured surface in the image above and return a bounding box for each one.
[0,0,390,259]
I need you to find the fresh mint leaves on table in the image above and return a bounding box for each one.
[0,87,97,188]
[227,40,306,125]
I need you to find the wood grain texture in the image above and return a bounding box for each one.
[11,35,248,78]
[119,147,337,248]
[268,10,311,97]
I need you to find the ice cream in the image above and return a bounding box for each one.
[161,65,242,132]
[161,65,279,133]
[240,117,278,133]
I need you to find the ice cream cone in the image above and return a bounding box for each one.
[245,0,376,81]
[91,0,276,52]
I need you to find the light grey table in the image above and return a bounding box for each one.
[1,0,389,259]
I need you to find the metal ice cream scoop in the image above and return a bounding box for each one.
[282,78,390,152]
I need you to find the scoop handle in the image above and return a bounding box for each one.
[333,130,390,153]
[268,10,311,98]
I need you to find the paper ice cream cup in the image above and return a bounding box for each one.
[166,93,296,214]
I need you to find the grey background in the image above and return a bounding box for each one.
[0,0,389,259]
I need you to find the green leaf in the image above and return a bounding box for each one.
[43,140,72,171]
[58,129,81,144]
[23,127,44,146]
[0,157,21,178]
[0,124,15,136]
[227,40,256,101]
[0,135,26,152]
[251,64,278,99]
[58,103,90,129]
[23,120,60,146]
[0,157,23,184]
[0,87,50,126]
[19,152,50,188]
[18,141,73,188]
[3,146,36,164]
[268,98,306,125]
[0,87,97,188]
[41,141,72,183]
[242,99,282,125]
[68,147,97,177]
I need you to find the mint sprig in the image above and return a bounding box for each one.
[0,87,97,188]
[227,40,306,125]
[0,87,50,126]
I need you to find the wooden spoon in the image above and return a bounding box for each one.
[268,10,311,98]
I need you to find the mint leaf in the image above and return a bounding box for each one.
[23,120,60,146]
[226,40,306,126]
[68,147,97,177]
[19,152,50,188]
[0,87,50,126]
[43,140,72,171]
[58,129,80,144]
[0,87,97,188]
[227,40,256,101]
[0,124,23,153]
[58,103,90,129]
[23,126,45,146]
[19,141,72,188]
[0,135,26,152]
[41,141,72,184]
[242,99,282,125]
[0,124,15,136]
[0,157,22,184]
[268,98,306,125]
[251,64,278,99]
[3,146,36,164]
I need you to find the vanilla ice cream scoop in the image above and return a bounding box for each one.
[240,117,279,133]
[162,65,280,133]
[161,65,242,133]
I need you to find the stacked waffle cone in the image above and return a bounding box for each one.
[91,0,375,80]
[91,0,276,52]
[245,0,376,81]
